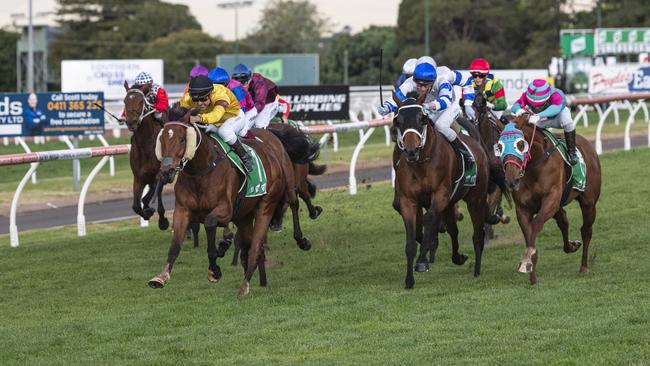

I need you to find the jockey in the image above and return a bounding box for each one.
[396,58,417,87]
[378,62,476,165]
[208,67,258,132]
[180,75,253,172]
[189,64,209,78]
[416,55,437,68]
[468,58,509,125]
[131,71,168,121]
[231,63,279,130]
[511,79,578,165]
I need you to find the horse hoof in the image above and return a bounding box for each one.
[298,238,311,251]
[517,261,533,273]
[309,206,323,220]
[455,212,464,222]
[269,223,283,232]
[580,266,589,273]
[208,268,222,283]
[414,262,429,273]
[158,217,170,231]
[142,208,155,220]
[452,254,468,266]
[500,215,511,225]
[238,281,250,297]
[148,276,167,289]
[405,279,415,289]
[487,214,500,225]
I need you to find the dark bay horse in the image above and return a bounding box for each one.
[495,114,601,285]
[392,96,502,288]
[123,81,169,230]
[148,119,311,296]
[473,89,511,237]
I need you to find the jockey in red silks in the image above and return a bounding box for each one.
[123,71,169,122]
[510,79,578,165]
[208,67,258,135]
[231,63,279,130]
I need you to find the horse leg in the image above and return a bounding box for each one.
[399,199,419,288]
[131,178,146,217]
[206,226,222,282]
[289,193,311,251]
[258,242,268,287]
[554,208,581,253]
[190,222,200,247]
[155,178,169,230]
[578,199,597,273]
[466,201,488,277]
[216,225,234,258]
[417,205,439,272]
[148,206,190,288]
[141,182,156,220]
[444,206,469,267]
[240,207,274,297]
[299,189,322,220]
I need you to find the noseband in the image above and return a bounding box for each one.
[160,121,202,173]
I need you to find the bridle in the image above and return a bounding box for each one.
[125,88,156,130]
[160,121,202,173]
[395,104,428,151]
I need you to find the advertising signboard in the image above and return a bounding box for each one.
[0,92,105,137]
[279,85,349,120]
[217,54,319,86]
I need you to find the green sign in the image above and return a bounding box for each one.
[253,59,283,83]
[595,28,650,55]
[216,54,319,86]
[560,30,594,56]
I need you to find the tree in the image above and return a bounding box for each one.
[0,30,20,91]
[244,0,330,53]
[142,30,233,83]
[50,0,202,86]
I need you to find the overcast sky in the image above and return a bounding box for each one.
[1,0,401,40]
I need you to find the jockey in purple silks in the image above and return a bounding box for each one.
[231,64,279,131]
[511,79,578,165]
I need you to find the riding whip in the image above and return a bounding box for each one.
[93,102,123,123]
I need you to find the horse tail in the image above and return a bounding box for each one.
[308,161,327,176]
[267,124,322,165]
[489,161,512,208]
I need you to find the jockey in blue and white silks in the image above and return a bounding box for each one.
[378,62,476,164]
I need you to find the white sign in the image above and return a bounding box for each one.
[589,65,637,94]
[457,69,549,105]
[61,59,164,100]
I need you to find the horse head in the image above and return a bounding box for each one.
[393,92,428,162]
[155,121,200,184]
[495,122,531,191]
[123,81,155,132]
[473,87,487,116]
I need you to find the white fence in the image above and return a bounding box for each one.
[2,92,650,246]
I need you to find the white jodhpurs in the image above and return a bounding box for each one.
[253,100,279,129]
[426,103,461,141]
[240,108,258,136]
[206,110,248,145]
[536,106,575,132]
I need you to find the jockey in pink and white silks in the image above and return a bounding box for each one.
[511,79,578,165]
[231,64,279,130]
[378,62,476,165]
[208,67,258,136]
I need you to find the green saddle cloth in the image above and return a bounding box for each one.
[458,127,477,187]
[209,134,268,197]
[541,130,587,191]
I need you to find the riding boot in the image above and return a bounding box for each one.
[451,137,474,166]
[564,130,578,165]
[231,140,253,173]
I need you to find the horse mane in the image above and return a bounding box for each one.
[266,124,321,164]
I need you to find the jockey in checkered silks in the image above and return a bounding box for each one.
[132,71,169,122]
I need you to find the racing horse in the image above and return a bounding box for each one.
[472,88,511,238]
[122,81,169,230]
[495,113,601,285]
[148,111,313,296]
[392,94,507,288]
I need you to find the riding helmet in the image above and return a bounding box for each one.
[413,63,437,83]
[208,67,230,86]
[188,75,214,99]
[232,64,252,83]
[469,58,490,75]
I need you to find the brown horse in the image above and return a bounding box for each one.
[122,81,169,230]
[148,116,312,296]
[473,88,511,238]
[392,96,505,288]
[495,114,601,285]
